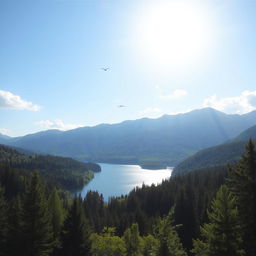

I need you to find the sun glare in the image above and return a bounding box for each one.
[135,2,213,71]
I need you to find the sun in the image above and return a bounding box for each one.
[135,1,212,70]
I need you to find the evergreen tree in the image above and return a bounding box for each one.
[192,185,245,256]
[7,196,23,256]
[48,188,65,256]
[154,207,187,256]
[142,234,159,256]
[0,187,7,256]
[175,186,198,250]
[60,197,91,256]
[123,223,143,256]
[48,188,65,243]
[21,172,54,256]
[90,227,126,256]
[228,139,256,256]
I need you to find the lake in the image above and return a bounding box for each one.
[79,163,173,201]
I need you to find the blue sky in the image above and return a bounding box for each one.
[1,0,256,137]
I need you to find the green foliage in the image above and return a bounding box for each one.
[90,227,126,256]
[21,172,54,256]
[0,144,100,190]
[123,223,143,256]
[173,123,256,176]
[3,139,255,256]
[0,187,7,256]
[154,207,187,256]
[60,197,91,256]
[173,142,243,176]
[192,185,245,256]
[142,234,159,256]
[6,196,23,256]
[48,188,65,248]
[228,139,256,255]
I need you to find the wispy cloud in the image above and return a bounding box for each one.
[203,90,256,114]
[159,89,188,100]
[0,90,40,111]
[36,119,83,131]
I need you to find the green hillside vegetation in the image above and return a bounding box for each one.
[0,144,100,190]
[173,124,256,175]
[0,140,256,255]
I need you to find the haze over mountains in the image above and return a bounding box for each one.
[1,108,256,166]
[173,124,256,175]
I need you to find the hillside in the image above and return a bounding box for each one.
[0,144,101,190]
[0,133,12,145]
[173,125,256,175]
[3,108,256,165]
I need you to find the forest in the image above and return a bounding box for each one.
[0,145,100,190]
[0,140,255,256]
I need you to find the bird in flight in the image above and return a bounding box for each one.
[101,67,109,71]
[118,105,126,108]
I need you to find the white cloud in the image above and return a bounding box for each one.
[36,119,83,131]
[159,89,188,100]
[203,90,256,114]
[0,90,40,111]
[0,128,11,136]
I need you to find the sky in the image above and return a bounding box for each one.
[1,0,256,137]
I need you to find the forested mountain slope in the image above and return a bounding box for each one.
[0,144,100,190]
[1,140,255,256]
[3,108,256,165]
[173,125,256,175]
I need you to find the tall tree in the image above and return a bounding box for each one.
[228,139,256,256]
[21,172,54,256]
[48,188,65,255]
[7,196,23,256]
[123,223,143,256]
[192,185,245,256]
[48,188,65,242]
[0,187,7,256]
[60,197,91,256]
[142,234,159,256]
[154,207,187,256]
[90,227,126,256]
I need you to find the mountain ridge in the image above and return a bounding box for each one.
[2,108,256,165]
[173,124,256,175]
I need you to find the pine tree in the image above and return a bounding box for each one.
[154,207,187,256]
[90,227,126,256]
[228,139,256,256]
[6,196,23,256]
[192,185,245,256]
[0,187,7,256]
[48,188,65,242]
[123,223,143,256]
[142,234,159,256]
[60,197,91,256]
[21,172,54,256]
[48,188,65,255]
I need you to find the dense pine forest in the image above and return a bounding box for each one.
[0,145,100,190]
[0,140,256,256]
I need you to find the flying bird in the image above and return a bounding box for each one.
[118,105,126,108]
[101,67,109,71]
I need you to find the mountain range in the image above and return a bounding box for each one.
[2,108,256,166]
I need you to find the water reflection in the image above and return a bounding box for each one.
[79,163,172,201]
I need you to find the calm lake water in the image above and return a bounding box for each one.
[79,163,172,201]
